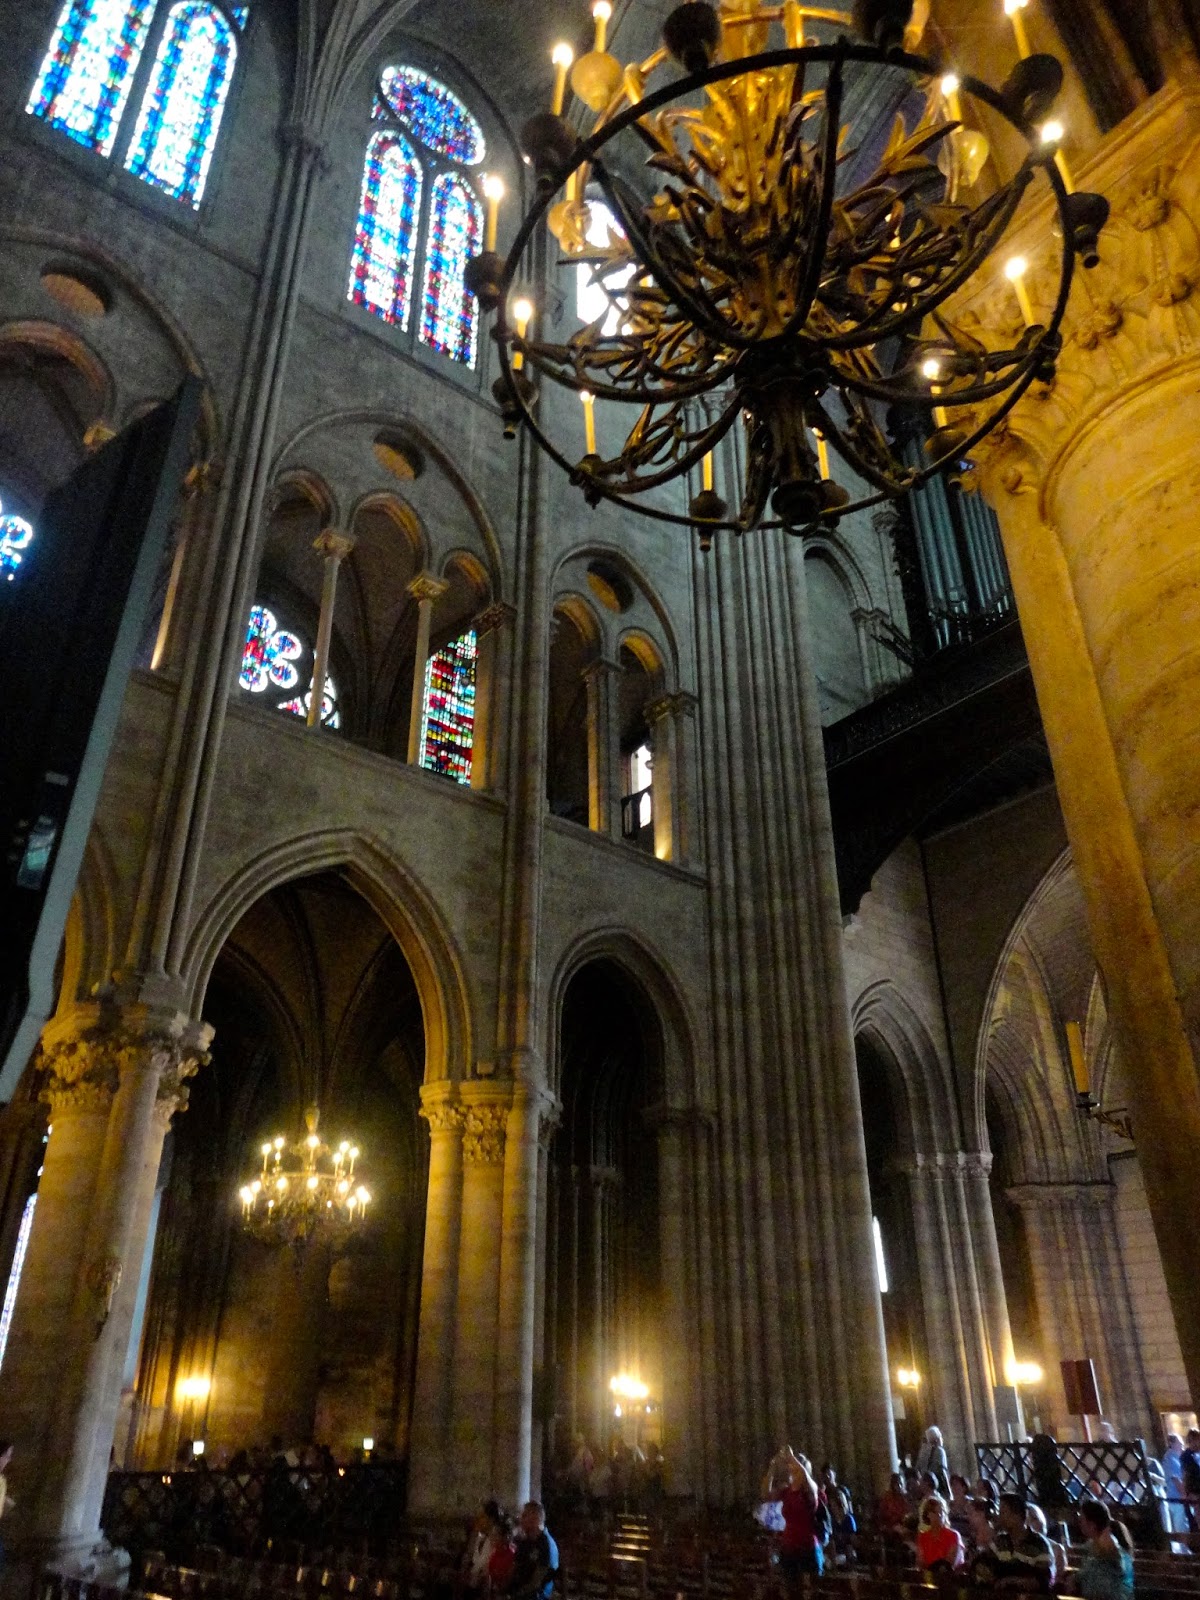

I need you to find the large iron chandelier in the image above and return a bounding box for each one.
[238,1108,372,1247]
[465,0,1109,541]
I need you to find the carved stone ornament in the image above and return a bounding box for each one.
[462,1104,508,1166]
[422,1101,467,1136]
[84,1251,123,1339]
[40,1001,212,1121]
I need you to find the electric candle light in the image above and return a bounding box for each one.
[1004,256,1036,327]
[940,73,963,123]
[482,174,504,252]
[813,428,831,481]
[1040,121,1074,192]
[592,0,612,54]
[1004,0,1031,57]
[922,357,949,428]
[702,451,714,492]
[512,297,533,370]
[551,42,574,115]
[581,389,597,455]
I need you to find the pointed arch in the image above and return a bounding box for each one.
[419,172,481,365]
[124,0,244,207]
[348,129,424,330]
[27,0,156,157]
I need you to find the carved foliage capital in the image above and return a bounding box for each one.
[462,1103,508,1165]
[40,1004,212,1121]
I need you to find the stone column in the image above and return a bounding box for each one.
[405,573,450,765]
[306,528,354,728]
[493,1087,556,1505]
[960,1152,1014,1425]
[648,1106,698,1497]
[583,658,622,839]
[408,1088,465,1513]
[904,1157,976,1467]
[448,1085,510,1509]
[1007,1183,1153,1438]
[0,999,209,1575]
[470,601,516,793]
[966,87,1200,1408]
[645,692,698,866]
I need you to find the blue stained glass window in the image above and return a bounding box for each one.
[240,604,302,694]
[379,67,484,165]
[0,513,34,582]
[0,1194,37,1372]
[419,630,476,784]
[27,0,156,157]
[420,172,481,366]
[348,131,424,329]
[124,1,242,207]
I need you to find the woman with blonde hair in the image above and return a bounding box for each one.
[916,1493,965,1575]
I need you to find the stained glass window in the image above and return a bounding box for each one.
[378,67,485,164]
[0,513,34,582]
[27,0,156,157]
[125,1,244,207]
[419,630,476,783]
[349,67,485,367]
[240,604,302,694]
[0,1194,37,1371]
[348,131,423,329]
[420,173,481,365]
[278,676,340,730]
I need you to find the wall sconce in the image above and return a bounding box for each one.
[1007,1359,1044,1387]
[896,1367,922,1389]
[1066,1021,1133,1141]
[176,1374,211,1402]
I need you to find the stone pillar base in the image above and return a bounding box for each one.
[0,1534,130,1600]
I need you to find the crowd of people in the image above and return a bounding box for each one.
[557,1435,666,1511]
[752,1422,1181,1600]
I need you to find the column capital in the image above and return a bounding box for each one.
[642,1101,716,1133]
[645,690,699,725]
[408,572,449,605]
[588,1163,621,1194]
[473,600,517,638]
[313,527,355,563]
[582,655,622,685]
[457,1081,516,1166]
[39,1001,212,1119]
[419,1083,466,1135]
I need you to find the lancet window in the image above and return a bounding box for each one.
[348,66,485,367]
[419,629,476,782]
[0,508,35,582]
[27,0,247,208]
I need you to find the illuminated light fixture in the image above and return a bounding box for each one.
[176,1375,211,1401]
[464,0,1109,546]
[896,1367,922,1389]
[192,1439,206,1458]
[1007,1359,1045,1387]
[1004,256,1037,328]
[610,1372,651,1401]
[362,1436,374,1454]
[238,1107,372,1247]
[482,174,505,252]
[1066,1020,1134,1141]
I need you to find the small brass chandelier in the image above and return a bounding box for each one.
[465,0,1109,542]
[238,1107,372,1247]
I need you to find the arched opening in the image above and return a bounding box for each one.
[126,870,427,1469]
[546,605,594,826]
[618,639,662,854]
[544,959,664,1492]
[855,1032,925,1460]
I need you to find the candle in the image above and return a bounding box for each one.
[482,174,504,253]
[551,43,574,115]
[813,429,831,480]
[782,0,804,47]
[940,72,963,123]
[512,296,533,371]
[1040,122,1074,192]
[1066,1020,1090,1097]
[922,358,949,428]
[581,389,597,454]
[1004,0,1031,58]
[592,0,612,53]
[1004,256,1036,326]
[702,451,714,492]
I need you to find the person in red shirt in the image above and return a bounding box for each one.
[763,1455,825,1583]
[917,1494,966,1575]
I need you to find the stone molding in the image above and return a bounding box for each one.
[313,528,355,563]
[645,691,699,725]
[896,1150,994,1182]
[407,572,449,606]
[582,656,622,685]
[40,1002,212,1119]
[1005,1181,1117,1212]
